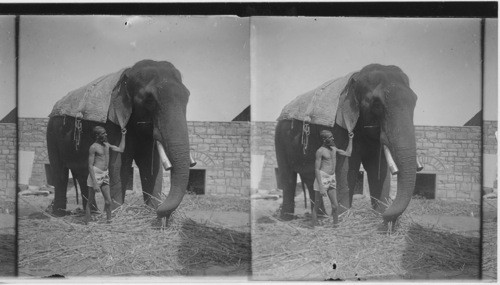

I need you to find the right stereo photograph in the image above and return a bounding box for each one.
[250,17,497,281]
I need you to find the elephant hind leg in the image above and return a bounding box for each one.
[300,174,326,217]
[72,170,98,212]
[278,168,297,220]
[51,166,69,216]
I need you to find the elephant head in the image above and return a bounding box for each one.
[338,64,418,223]
[117,59,191,219]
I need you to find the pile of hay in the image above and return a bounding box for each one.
[481,198,497,279]
[0,232,15,276]
[18,193,251,277]
[252,198,480,281]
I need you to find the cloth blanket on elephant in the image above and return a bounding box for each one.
[49,68,131,128]
[277,71,358,131]
[87,166,110,188]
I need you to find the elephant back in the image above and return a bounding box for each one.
[277,72,356,128]
[49,68,129,128]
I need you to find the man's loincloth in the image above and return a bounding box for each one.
[87,166,110,188]
[315,170,336,191]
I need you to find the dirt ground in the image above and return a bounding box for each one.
[18,186,250,278]
[252,191,487,281]
[0,213,15,277]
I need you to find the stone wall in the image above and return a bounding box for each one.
[18,118,250,197]
[18,118,49,186]
[483,120,497,154]
[0,123,16,213]
[483,120,498,190]
[414,126,481,201]
[253,121,484,202]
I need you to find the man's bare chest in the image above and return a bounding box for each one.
[321,147,336,160]
[94,144,109,157]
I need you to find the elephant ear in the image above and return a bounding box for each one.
[335,72,360,132]
[108,69,132,128]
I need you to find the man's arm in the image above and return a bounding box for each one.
[336,132,354,157]
[88,145,99,191]
[108,129,127,153]
[315,148,326,195]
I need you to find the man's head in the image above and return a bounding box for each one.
[93,126,108,143]
[320,130,334,147]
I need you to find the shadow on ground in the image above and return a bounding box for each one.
[401,223,480,280]
[0,234,15,276]
[177,219,251,276]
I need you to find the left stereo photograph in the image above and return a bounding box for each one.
[15,15,251,278]
[0,15,17,277]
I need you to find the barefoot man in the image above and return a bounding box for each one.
[312,130,354,226]
[86,126,126,224]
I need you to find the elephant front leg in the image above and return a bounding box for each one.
[135,150,163,209]
[347,152,362,208]
[364,156,391,214]
[108,151,124,210]
[335,155,350,215]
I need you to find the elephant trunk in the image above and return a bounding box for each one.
[381,114,417,223]
[156,109,190,220]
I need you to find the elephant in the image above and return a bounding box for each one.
[46,59,192,222]
[275,64,418,224]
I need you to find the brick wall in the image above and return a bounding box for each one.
[184,121,250,196]
[0,123,16,212]
[18,118,250,197]
[251,122,278,190]
[414,126,481,201]
[483,120,497,154]
[18,118,49,186]
[253,121,484,202]
[483,120,498,190]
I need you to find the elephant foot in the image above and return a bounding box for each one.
[279,211,296,221]
[151,216,169,229]
[52,208,72,217]
[332,210,339,226]
[376,220,398,234]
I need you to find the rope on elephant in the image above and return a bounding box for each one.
[74,115,83,151]
[301,120,310,155]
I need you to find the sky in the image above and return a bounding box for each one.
[17,16,250,121]
[0,16,15,119]
[251,17,497,126]
[0,16,497,126]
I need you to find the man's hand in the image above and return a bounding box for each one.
[319,188,327,197]
[93,182,100,193]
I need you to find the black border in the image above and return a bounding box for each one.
[0,2,497,18]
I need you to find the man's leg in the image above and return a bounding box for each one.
[101,184,112,222]
[327,187,339,225]
[312,190,321,227]
[85,188,96,224]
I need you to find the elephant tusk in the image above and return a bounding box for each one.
[383,145,399,175]
[416,156,424,172]
[156,141,172,171]
[189,154,197,168]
